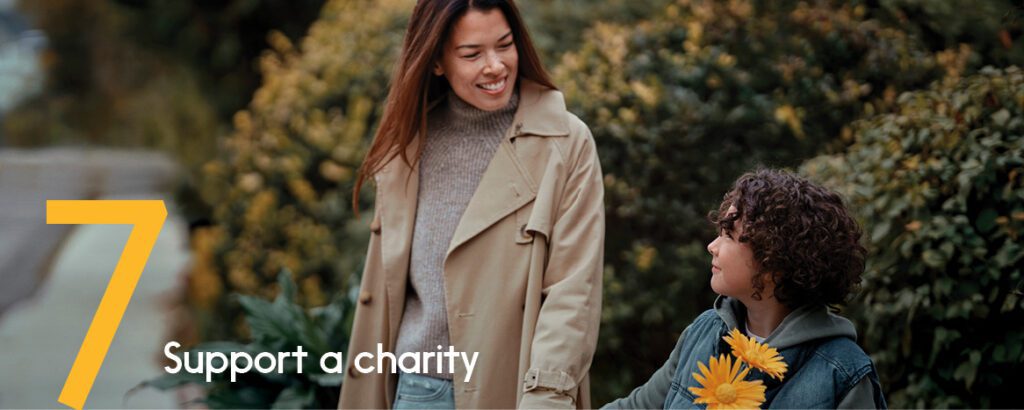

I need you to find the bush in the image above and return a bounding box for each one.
[550,0,979,400]
[516,0,673,65]
[801,66,1024,408]
[144,271,354,409]
[185,0,412,342]
[6,0,324,170]
[876,0,1024,68]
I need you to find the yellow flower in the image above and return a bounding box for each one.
[689,354,766,409]
[724,328,788,380]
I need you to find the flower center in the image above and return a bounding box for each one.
[716,383,737,403]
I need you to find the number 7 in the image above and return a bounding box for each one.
[46,200,167,410]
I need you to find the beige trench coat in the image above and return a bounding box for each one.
[337,79,604,409]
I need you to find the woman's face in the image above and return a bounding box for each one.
[434,8,518,111]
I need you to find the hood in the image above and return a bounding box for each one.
[714,296,858,350]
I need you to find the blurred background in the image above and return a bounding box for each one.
[0,0,1022,408]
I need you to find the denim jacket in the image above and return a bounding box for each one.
[604,297,886,409]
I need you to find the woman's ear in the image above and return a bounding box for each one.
[433,61,444,76]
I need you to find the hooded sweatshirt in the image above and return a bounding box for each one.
[603,296,885,409]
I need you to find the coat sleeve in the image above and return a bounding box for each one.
[837,377,882,409]
[600,327,690,409]
[519,119,605,409]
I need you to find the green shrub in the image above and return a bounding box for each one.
[6,0,324,170]
[185,0,412,342]
[550,0,979,400]
[143,271,354,409]
[801,66,1024,408]
[876,0,1024,68]
[516,0,673,65]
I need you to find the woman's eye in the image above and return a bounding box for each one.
[499,42,513,49]
[462,53,480,59]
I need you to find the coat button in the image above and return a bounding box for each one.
[359,291,372,305]
[519,223,528,238]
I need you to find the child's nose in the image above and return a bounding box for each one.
[707,237,719,255]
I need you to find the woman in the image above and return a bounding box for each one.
[338,0,604,408]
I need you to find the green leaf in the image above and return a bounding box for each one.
[272,385,314,409]
[953,359,978,390]
[871,220,892,243]
[993,345,1007,362]
[205,385,275,409]
[276,269,297,304]
[238,294,302,349]
[922,249,945,268]
[975,208,998,233]
[990,108,1010,127]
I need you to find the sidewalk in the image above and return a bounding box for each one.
[0,149,190,408]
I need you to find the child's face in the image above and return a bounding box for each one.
[707,205,759,301]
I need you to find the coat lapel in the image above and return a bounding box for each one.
[446,138,537,257]
[444,80,571,259]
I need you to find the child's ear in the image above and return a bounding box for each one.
[763,271,783,298]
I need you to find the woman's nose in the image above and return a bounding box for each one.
[483,51,503,74]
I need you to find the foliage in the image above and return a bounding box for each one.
[142,270,355,409]
[801,66,1024,408]
[549,0,995,400]
[876,0,1024,68]
[186,0,412,342]
[108,0,325,119]
[516,0,674,65]
[5,0,323,173]
[3,0,218,171]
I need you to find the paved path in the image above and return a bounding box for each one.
[0,148,177,317]
[0,149,189,408]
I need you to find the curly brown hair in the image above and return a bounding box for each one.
[709,168,866,309]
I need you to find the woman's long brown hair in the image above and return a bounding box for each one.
[352,0,556,211]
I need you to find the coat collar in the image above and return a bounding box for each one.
[513,78,571,138]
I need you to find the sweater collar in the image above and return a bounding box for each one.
[428,78,571,138]
[444,86,520,125]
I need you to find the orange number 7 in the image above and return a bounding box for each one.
[46,200,167,410]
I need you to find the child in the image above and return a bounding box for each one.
[603,168,886,409]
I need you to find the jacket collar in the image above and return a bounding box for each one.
[513,78,571,138]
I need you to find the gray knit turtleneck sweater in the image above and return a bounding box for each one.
[394,88,519,379]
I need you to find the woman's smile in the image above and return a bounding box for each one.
[478,76,507,94]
